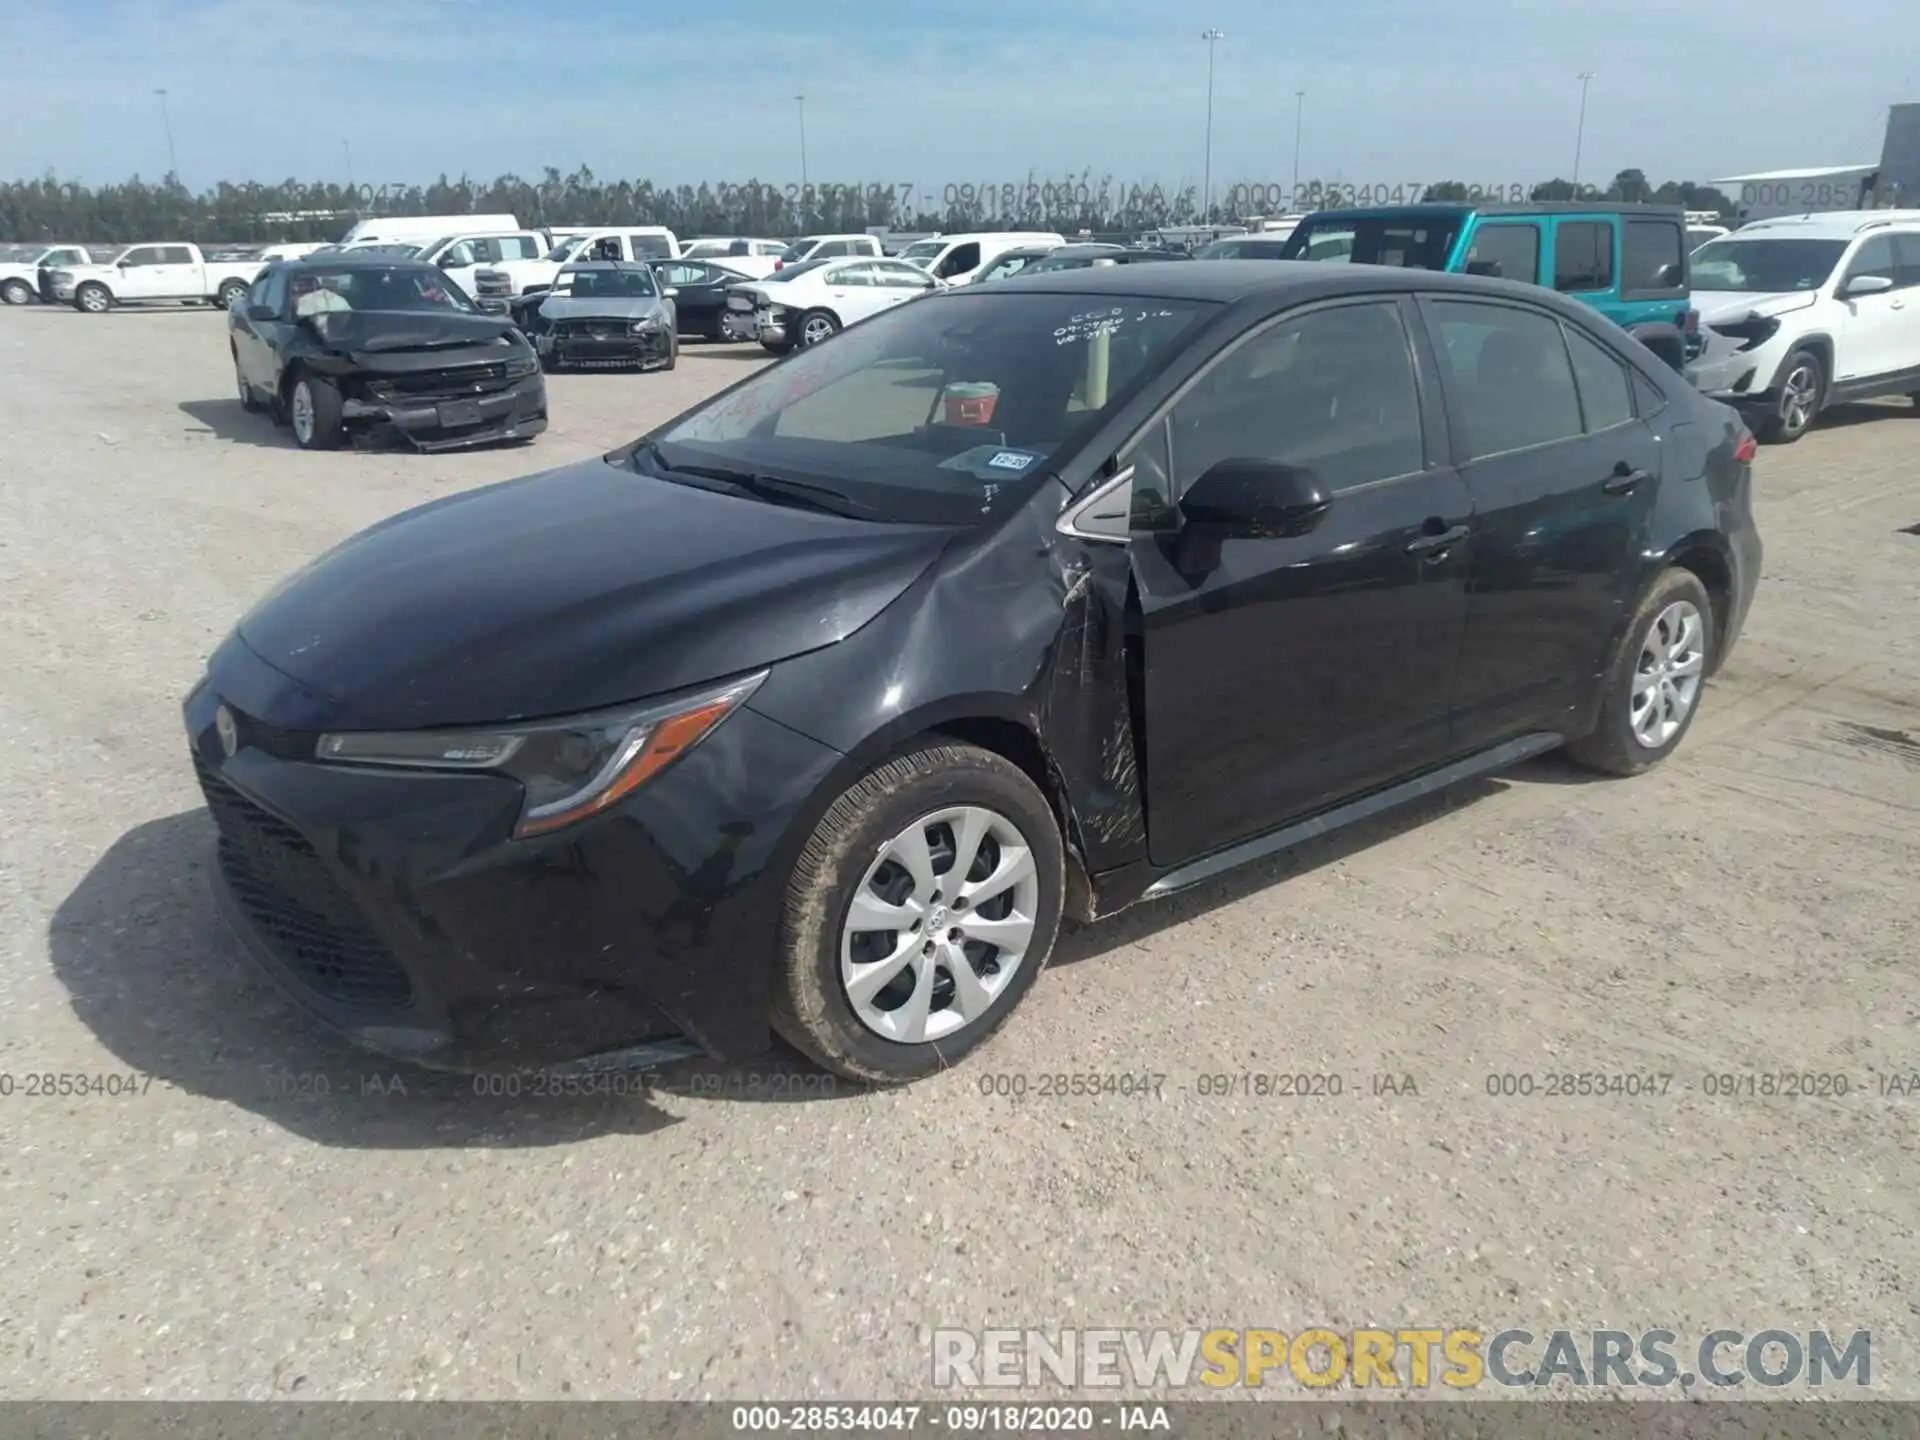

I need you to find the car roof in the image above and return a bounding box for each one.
[561,260,654,271]
[1730,210,1920,237]
[275,253,437,271]
[984,258,1585,307]
[1302,202,1686,220]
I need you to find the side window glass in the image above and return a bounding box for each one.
[121,248,158,267]
[1630,370,1667,417]
[1125,419,1178,534]
[1170,302,1425,495]
[1428,300,1585,458]
[1845,234,1896,282]
[444,241,476,267]
[1623,219,1684,292]
[829,264,873,287]
[262,269,287,314]
[1553,222,1614,293]
[939,244,981,278]
[162,246,195,264]
[1564,326,1634,432]
[1891,234,1920,289]
[1463,224,1540,282]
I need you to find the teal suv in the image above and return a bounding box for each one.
[1279,203,1698,370]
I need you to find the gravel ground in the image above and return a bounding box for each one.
[0,304,1916,1401]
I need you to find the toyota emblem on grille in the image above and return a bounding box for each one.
[215,704,238,758]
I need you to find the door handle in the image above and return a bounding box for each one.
[1406,523,1469,556]
[1603,465,1650,494]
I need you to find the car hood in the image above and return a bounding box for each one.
[538,296,672,322]
[303,308,519,354]
[228,457,953,731]
[1691,289,1820,324]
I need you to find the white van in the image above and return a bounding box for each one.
[894,232,1066,285]
[337,214,520,246]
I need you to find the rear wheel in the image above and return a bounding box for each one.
[287,373,344,450]
[216,279,249,309]
[797,309,839,347]
[1756,348,1822,443]
[1565,569,1713,776]
[772,744,1064,1083]
[0,278,31,306]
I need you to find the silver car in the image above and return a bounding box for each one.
[512,262,678,372]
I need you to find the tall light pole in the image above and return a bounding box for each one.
[1572,71,1596,192]
[1292,90,1305,209]
[343,139,354,198]
[1200,30,1224,224]
[153,88,178,182]
[794,94,809,224]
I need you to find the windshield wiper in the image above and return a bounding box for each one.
[632,442,876,518]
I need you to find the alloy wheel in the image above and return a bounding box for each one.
[290,382,315,446]
[840,805,1040,1044]
[1630,600,1705,750]
[802,315,836,346]
[79,287,108,313]
[1780,363,1818,435]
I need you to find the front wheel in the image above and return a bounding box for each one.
[0,278,32,306]
[287,374,345,450]
[74,282,111,314]
[1756,348,1822,443]
[1565,569,1713,776]
[772,744,1064,1083]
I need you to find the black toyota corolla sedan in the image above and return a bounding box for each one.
[186,262,1762,1082]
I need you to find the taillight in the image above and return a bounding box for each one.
[1684,308,1699,335]
[1733,430,1757,464]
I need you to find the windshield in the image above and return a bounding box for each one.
[547,237,586,262]
[1690,238,1848,292]
[288,265,476,314]
[1195,237,1291,259]
[553,267,658,298]
[648,291,1213,525]
[899,240,946,265]
[629,233,674,259]
[1279,216,1463,268]
[973,253,1042,283]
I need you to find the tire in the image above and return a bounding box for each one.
[1565,569,1714,777]
[216,279,248,310]
[74,282,112,314]
[797,308,839,347]
[233,350,262,412]
[1756,348,1822,443]
[0,278,31,306]
[287,372,345,451]
[662,336,677,371]
[771,743,1065,1083]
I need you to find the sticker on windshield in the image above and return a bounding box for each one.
[987,450,1036,471]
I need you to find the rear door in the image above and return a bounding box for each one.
[1419,295,1660,749]
[1130,296,1473,865]
[153,245,205,297]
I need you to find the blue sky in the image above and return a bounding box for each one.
[2,0,1912,195]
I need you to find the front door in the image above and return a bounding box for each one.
[1419,295,1659,749]
[1833,234,1913,385]
[112,246,171,299]
[1131,297,1473,867]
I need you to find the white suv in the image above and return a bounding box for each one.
[1688,211,1920,442]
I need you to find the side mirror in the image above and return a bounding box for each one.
[1179,458,1332,538]
[116,258,133,268]
[661,287,679,299]
[1841,273,1894,298]
[1171,459,1332,574]
[245,303,276,322]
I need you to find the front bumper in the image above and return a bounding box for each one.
[537,326,674,369]
[343,372,548,451]
[182,644,847,1071]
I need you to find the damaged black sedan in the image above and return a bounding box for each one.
[190,263,1760,1083]
[230,255,547,452]
[506,262,678,371]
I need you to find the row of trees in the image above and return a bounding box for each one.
[0,166,1738,244]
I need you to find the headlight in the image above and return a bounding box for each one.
[504,354,538,377]
[630,316,665,334]
[315,671,767,838]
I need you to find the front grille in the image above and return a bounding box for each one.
[555,319,640,340]
[194,752,414,1009]
[367,363,514,399]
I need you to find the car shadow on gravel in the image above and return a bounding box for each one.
[1050,773,1515,969]
[49,810,704,1146]
[178,398,291,448]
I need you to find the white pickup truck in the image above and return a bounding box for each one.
[512,228,681,294]
[0,244,98,305]
[49,243,264,313]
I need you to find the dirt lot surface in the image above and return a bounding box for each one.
[0,305,1916,1401]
